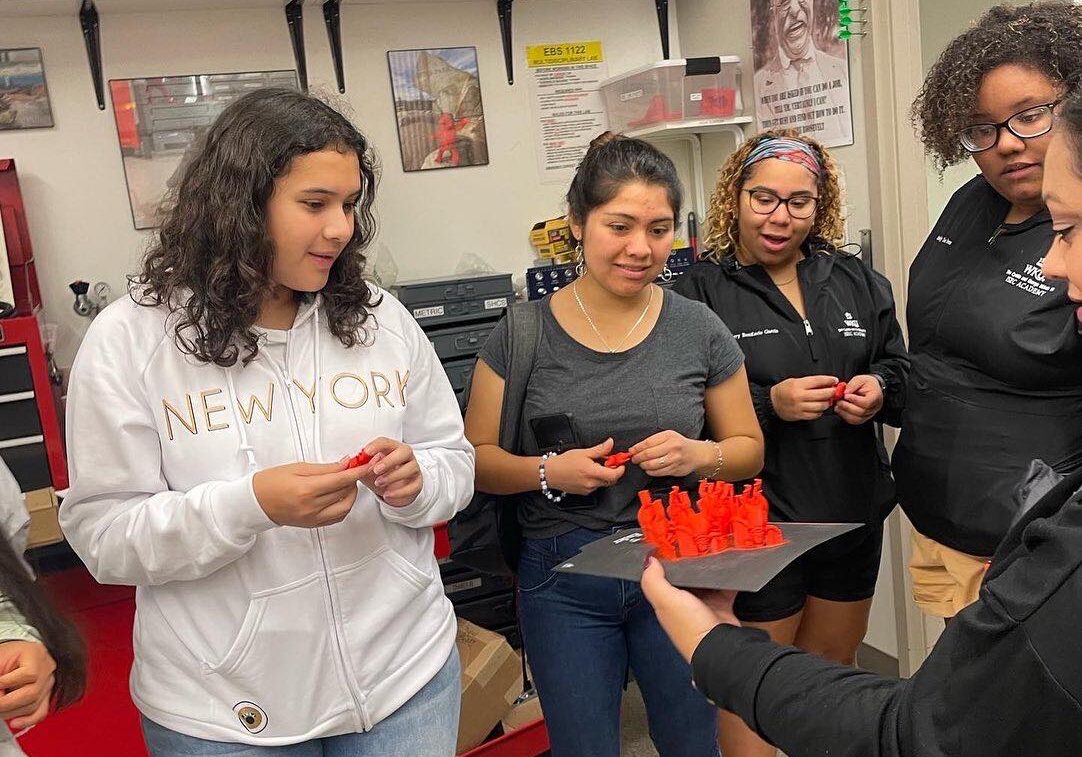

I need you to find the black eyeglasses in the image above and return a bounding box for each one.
[743,189,819,219]
[958,99,1062,153]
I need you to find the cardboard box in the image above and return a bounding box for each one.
[500,693,543,733]
[24,488,61,548]
[456,618,523,753]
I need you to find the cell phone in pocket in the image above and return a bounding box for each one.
[529,413,580,454]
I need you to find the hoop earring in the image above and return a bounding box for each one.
[660,265,673,283]
[574,243,585,278]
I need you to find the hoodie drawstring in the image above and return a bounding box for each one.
[312,306,325,462]
[225,369,259,474]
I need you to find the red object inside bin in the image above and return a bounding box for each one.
[698,87,736,118]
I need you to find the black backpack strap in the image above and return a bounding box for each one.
[497,300,543,451]
[498,301,543,691]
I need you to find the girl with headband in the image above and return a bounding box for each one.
[674,129,908,757]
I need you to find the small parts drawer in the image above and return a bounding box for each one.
[0,441,51,492]
[0,395,42,442]
[443,358,476,395]
[427,323,497,362]
[0,347,33,394]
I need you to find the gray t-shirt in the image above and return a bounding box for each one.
[479,288,745,538]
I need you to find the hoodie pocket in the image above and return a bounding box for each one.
[204,574,351,736]
[335,546,442,693]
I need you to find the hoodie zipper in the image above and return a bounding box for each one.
[802,318,819,361]
[268,345,372,732]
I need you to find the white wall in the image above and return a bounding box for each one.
[0,0,678,367]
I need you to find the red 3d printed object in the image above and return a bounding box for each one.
[604,452,633,469]
[346,451,373,469]
[830,381,848,406]
[637,480,785,559]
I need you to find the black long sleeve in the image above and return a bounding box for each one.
[690,474,1082,757]
[748,381,777,433]
[692,624,907,757]
[863,267,909,427]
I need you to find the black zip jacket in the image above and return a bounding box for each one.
[893,176,1082,556]
[674,249,908,524]
[690,464,1082,757]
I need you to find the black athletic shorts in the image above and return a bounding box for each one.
[733,522,884,623]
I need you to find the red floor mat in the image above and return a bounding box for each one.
[20,570,146,757]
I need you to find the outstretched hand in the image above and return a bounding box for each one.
[640,556,740,663]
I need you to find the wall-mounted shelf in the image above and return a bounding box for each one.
[624,115,752,140]
[628,116,752,228]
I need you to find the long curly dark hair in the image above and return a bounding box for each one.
[132,88,381,366]
[913,1,1082,173]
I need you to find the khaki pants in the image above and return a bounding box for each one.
[908,530,990,618]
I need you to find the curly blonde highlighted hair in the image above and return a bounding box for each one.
[701,129,845,264]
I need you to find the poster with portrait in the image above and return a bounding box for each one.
[751,0,854,148]
[387,47,489,172]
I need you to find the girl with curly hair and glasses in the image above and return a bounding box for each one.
[641,84,1082,757]
[674,129,908,757]
[59,88,474,755]
[894,0,1082,623]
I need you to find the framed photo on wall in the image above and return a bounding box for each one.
[108,70,298,229]
[387,46,489,172]
[0,48,54,130]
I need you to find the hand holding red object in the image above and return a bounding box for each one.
[354,437,424,508]
[769,375,838,421]
[833,374,884,426]
[830,381,848,406]
[604,452,633,469]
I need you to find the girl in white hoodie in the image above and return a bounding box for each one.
[60,88,475,755]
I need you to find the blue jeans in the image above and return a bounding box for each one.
[518,528,719,757]
[141,648,460,756]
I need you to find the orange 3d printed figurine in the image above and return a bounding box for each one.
[637,479,785,559]
[604,452,633,468]
[346,450,373,469]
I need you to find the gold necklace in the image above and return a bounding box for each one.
[572,281,655,353]
[772,271,798,287]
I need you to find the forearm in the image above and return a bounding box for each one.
[690,438,763,481]
[693,624,909,757]
[60,478,273,586]
[475,444,544,496]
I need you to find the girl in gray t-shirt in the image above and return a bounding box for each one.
[465,132,765,757]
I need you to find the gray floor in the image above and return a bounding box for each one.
[620,680,659,757]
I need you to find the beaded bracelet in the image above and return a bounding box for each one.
[539,452,566,503]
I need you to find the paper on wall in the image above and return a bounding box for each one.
[526,41,609,184]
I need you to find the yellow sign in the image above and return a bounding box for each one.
[526,41,604,68]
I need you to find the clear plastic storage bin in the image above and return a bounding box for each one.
[601,56,742,134]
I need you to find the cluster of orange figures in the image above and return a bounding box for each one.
[637,479,785,560]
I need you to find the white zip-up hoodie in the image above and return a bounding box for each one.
[59,286,475,744]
